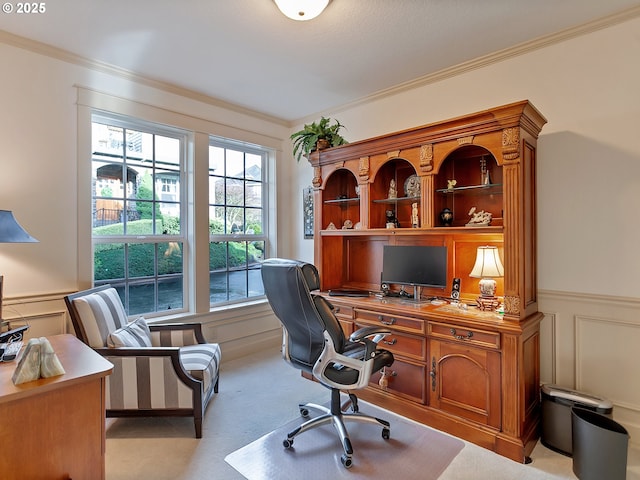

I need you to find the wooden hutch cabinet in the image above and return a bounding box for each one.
[306,101,546,462]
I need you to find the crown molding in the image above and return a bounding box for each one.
[308,5,640,124]
[0,29,289,127]
[2,4,639,128]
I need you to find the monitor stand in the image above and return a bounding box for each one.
[412,285,422,301]
[397,285,424,303]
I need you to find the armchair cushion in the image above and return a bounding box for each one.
[70,287,128,348]
[180,343,222,394]
[107,316,152,348]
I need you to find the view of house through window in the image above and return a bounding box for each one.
[91,115,186,315]
[91,114,269,316]
[208,140,266,303]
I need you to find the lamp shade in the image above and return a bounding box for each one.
[274,0,330,21]
[0,210,38,243]
[469,246,503,278]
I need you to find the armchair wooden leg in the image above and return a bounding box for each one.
[195,416,203,438]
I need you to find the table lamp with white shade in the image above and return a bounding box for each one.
[469,245,503,311]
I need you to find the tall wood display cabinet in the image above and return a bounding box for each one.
[306,101,547,462]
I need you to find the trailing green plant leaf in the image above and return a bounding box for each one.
[290,117,348,162]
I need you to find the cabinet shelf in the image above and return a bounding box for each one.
[372,196,420,204]
[319,225,503,236]
[436,183,502,194]
[324,197,360,205]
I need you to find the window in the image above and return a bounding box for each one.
[208,139,266,305]
[91,114,187,316]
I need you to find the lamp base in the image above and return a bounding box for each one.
[476,295,500,311]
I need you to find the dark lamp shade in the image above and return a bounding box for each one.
[0,210,38,243]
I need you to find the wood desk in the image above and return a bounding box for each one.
[0,334,113,480]
[325,294,541,463]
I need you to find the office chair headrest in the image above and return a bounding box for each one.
[262,258,320,291]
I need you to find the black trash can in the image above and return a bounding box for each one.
[541,384,613,456]
[572,406,629,480]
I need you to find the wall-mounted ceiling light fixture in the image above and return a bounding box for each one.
[274,0,331,21]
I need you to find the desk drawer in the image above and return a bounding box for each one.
[370,358,426,404]
[428,321,500,349]
[332,303,354,319]
[355,309,425,334]
[355,323,425,360]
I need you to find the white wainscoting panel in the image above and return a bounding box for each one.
[539,290,640,445]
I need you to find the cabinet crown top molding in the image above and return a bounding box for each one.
[308,100,547,167]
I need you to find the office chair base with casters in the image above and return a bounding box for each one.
[284,388,390,468]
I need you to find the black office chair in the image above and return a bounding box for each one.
[261,258,395,468]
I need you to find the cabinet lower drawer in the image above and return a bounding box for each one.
[355,322,426,360]
[428,321,500,349]
[369,358,426,404]
[355,309,425,334]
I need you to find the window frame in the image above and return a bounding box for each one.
[208,136,270,307]
[77,89,280,321]
[90,112,190,317]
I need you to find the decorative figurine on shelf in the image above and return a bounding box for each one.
[466,206,492,227]
[447,179,457,191]
[326,222,337,230]
[385,210,399,229]
[404,175,420,198]
[388,179,397,199]
[480,156,491,185]
[411,202,419,228]
[439,207,453,226]
[342,219,353,229]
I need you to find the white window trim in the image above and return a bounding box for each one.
[76,87,278,319]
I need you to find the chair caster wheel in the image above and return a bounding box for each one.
[382,428,390,440]
[283,438,293,449]
[299,408,309,418]
[341,454,353,469]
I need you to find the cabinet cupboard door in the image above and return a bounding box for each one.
[429,340,501,429]
[370,357,427,404]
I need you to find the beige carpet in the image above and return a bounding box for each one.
[106,347,636,480]
[225,401,464,480]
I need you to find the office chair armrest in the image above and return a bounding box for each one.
[349,327,391,360]
[349,326,391,343]
[313,331,385,390]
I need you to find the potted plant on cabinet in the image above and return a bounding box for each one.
[290,117,348,162]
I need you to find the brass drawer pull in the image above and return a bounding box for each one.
[450,328,473,341]
[383,338,397,346]
[378,315,396,325]
[430,357,437,391]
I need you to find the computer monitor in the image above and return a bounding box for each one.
[381,245,447,300]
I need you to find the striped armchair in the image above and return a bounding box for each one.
[64,285,221,438]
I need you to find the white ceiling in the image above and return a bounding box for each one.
[1,0,640,123]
